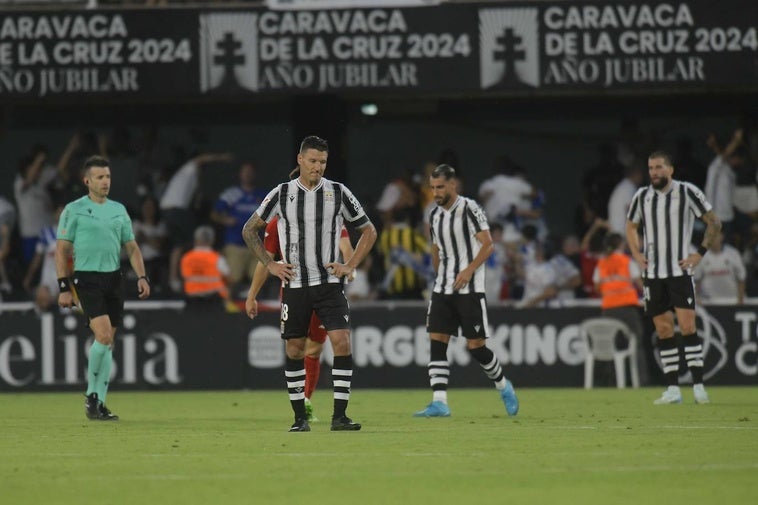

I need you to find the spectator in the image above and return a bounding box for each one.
[33,284,58,316]
[549,236,582,302]
[346,254,375,302]
[14,150,56,264]
[704,131,738,240]
[484,222,507,305]
[507,224,540,300]
[377,213,430,300]
[210,162,267,290]
[593,232,648,385]
[180,225,230,312]
[579,218,610,298]
[160,152,233,292]
[47,132,87,206]
[478,155,534,228]
[674,136,707,188]
[23,204,63,295]
[99,127,144,215]
[517,243,557,308]
[729,144,758,249]
[132,196,168,292]
[607,165,644,235]
[581,142,624,222]
[520,184,549,241]
[694,230,747,305]
[375,168,420,228]
[0,196,15,293]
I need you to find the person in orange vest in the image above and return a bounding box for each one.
[180,225,230,311]
[593,232,648,385]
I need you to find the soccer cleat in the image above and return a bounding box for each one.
[693,384,710,404]
[501,380,519,416]
[304,398,319,422]
[330,416,362,431]
[97,404,119,421]
[288,417,311,432]
[413,401,451,418]
[85,393,100,420]
[653,386,683,405]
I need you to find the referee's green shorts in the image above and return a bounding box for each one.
[73,270,124,327]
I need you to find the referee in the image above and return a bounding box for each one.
[413,164,519,418]
[626,151,721,405]
[56,156,151,421]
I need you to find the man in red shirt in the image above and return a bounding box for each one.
[246,216,354,422]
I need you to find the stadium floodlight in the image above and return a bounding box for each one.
[360,103,379,116]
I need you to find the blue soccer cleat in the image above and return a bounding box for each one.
[413,401,451,417]
[500,380,519,416]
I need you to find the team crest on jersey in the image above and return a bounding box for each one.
[324,190,334,201]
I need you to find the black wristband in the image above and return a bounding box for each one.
[58,277,71,293]
[138,275,150,285]
[696,245,708,256]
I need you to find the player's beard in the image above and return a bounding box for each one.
[652,176,669,190]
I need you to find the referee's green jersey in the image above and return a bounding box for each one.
[57,196,135,272]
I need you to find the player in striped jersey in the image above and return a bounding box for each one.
[626,151,721,405]
[414,164,519,418]
[242,136,377,432]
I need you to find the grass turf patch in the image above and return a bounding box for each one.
[1,387,756,505]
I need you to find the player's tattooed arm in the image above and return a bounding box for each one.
[700,210,722,251]
[242,214,272,267]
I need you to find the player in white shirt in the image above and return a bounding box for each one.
[694,230,746,304]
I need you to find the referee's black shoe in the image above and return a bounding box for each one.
[97,403,119,421]
[289,417,311,432]
[85,393,100,420]
[331,416,362,431]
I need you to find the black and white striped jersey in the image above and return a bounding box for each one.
[255,177,370,288]
[627,180,712,279]
[429,196,490,294]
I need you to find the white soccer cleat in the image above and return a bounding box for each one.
[653,386,683,405]
[693,384,710,404]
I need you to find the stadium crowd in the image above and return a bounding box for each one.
[1,117,757,310]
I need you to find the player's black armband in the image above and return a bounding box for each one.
[696,245,708,256]
[58,277,71,293]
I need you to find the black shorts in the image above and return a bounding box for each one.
[280,284,350,339]
[73,270,124,327]
[643,275,696,317]
[426,292,489,339]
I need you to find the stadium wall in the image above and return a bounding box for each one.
[1,302,755,391]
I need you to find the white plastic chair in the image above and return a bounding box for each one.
[580,317,640,389]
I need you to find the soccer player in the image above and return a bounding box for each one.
[246,214,355,422]
[242,136,377,432]
[626,151,720,404]
[414,164,519,418]
[56,155,151,421]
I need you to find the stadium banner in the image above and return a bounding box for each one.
[0,0,755,99]
[0,304,755,391]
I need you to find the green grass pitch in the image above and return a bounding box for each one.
[2,387,757,505]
